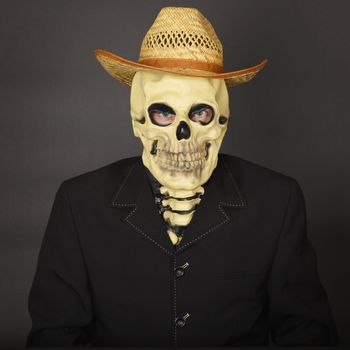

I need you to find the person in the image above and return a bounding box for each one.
[26,6,338,347]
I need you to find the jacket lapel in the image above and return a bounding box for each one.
[110,156,247,255]
[175,156,248,253]
[111,159,176,255]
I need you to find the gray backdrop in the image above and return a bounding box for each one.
[1,0,349,347]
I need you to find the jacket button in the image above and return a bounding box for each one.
[175,267,185,277]
[174,262,189,277]
[175,313,190,327]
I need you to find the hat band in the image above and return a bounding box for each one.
[138,58,224,74]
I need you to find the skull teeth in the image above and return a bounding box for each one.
[155,151,208,171]
[150,140,211,171]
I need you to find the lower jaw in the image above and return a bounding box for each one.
[158,163,202,173]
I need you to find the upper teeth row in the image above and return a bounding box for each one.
[157,149,206,162]
[158,158,205,171]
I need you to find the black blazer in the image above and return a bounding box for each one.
[26,153,338,347]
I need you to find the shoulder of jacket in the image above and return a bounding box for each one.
[60,156,141,192]
[218,153,299,192]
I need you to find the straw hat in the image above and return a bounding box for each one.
[94,7,267,88]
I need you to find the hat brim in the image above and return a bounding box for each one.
[94,49,268,88]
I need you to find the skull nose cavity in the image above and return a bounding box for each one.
[176,121,191,140]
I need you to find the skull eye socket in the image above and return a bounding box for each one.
[188,104,214,125]
[148,103,176,126]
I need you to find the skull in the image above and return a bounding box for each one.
[130,70,230,191]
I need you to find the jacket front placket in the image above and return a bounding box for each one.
[111,158,247,346]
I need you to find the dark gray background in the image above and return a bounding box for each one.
[1,0,349,347]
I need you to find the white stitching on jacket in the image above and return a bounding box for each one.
[112,158,247,254]
[173,255,177,346]
[124,205,173,255]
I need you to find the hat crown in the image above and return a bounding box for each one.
[94,6,267,87]
[138,7,224,73]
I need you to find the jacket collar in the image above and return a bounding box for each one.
[111,155,247,255]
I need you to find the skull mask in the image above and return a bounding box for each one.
[130,70,230,194]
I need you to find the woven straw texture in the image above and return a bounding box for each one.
[95,7,267,88]
[139,7,222,67]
